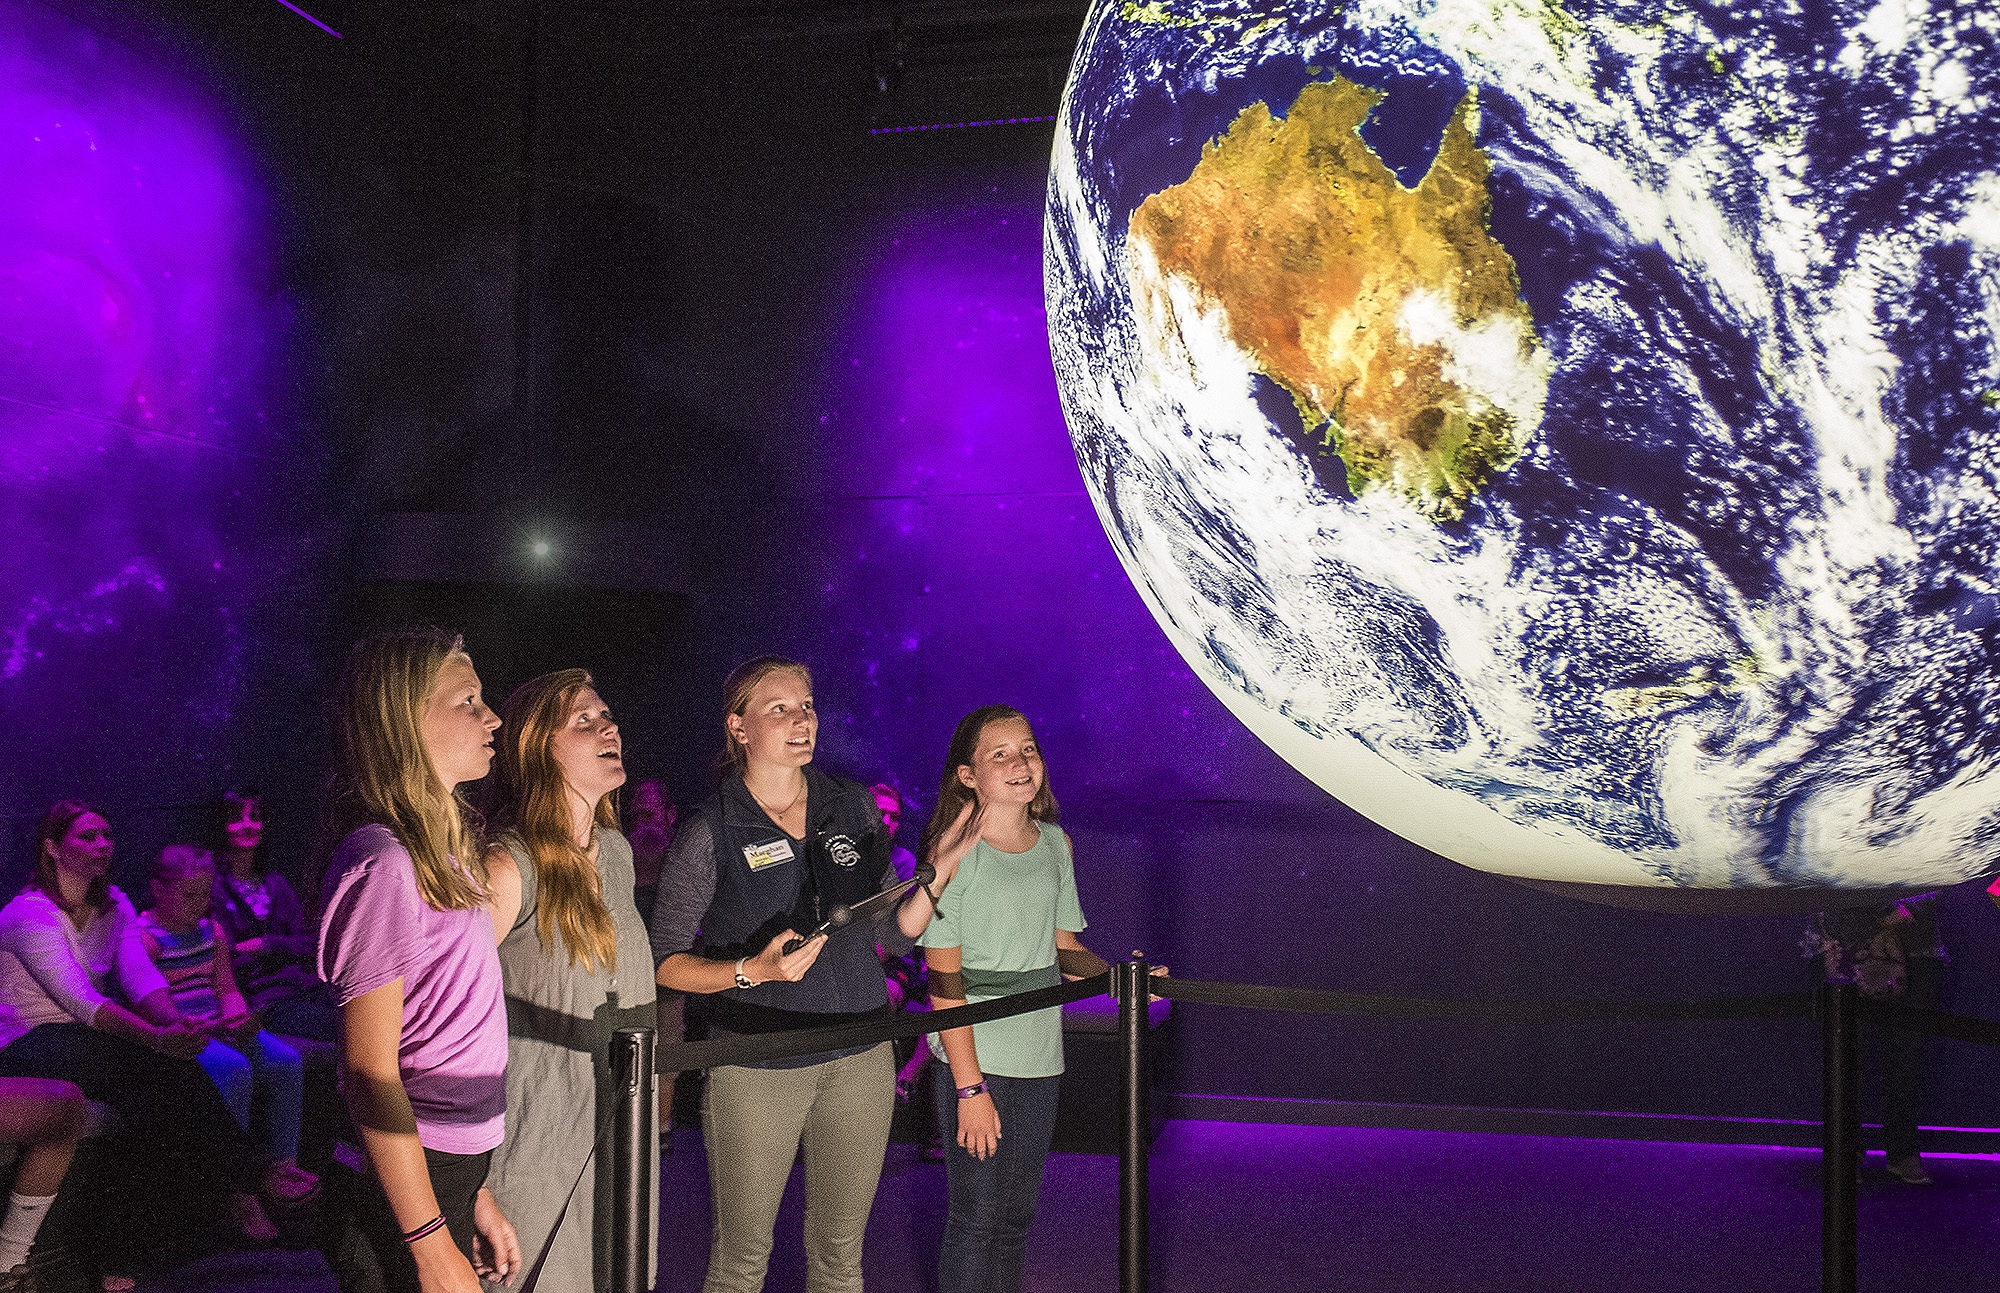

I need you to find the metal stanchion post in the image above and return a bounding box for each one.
[1118,958,1151,1293]
[610,1026,657,1293]
[1820,982,1858,1293]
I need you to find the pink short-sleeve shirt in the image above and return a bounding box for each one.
[318,824,507,1155]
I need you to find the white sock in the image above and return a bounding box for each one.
[0,1191,55,1270]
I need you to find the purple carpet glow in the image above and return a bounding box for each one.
[141,1121,2000,1291]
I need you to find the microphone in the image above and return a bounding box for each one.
[779,858,933,955]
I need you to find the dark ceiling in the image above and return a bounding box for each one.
[526,0,1094,129]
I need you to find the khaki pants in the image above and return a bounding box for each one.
[701,1042,896,1293]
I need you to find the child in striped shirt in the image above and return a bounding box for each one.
[139,845,318,1206]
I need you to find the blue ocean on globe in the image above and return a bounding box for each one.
[1045,0,2000,890]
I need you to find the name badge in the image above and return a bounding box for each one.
[743,838,795,871]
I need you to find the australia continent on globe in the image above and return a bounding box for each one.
[1128,76,1547,521]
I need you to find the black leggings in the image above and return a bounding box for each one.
[0,1021,255,1269]
[321,1147,490,1293]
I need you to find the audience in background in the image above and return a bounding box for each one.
[649,657,942,1293]
[872,783,939,1152]
[869,783,919,889]
[139,844,319,1206]
[629,778,686,1145]
[0,802,275,1289]
[315,629,518,1293]
[628,779,676,922]
[1805,894,1949,1184]
[918,706,1104,1293]
[484,670,658,1291]
[210,790,339,1043]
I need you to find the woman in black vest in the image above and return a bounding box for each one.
[649,657,941,1293]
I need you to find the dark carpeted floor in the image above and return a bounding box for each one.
[135,1122,2000,1291]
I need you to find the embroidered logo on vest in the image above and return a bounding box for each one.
[823,833,862,869]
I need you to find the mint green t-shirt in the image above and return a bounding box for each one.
[920,820,1087,1078]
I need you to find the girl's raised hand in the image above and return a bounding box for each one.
[929,800,986,886]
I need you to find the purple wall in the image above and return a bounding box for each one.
[0,0,326,876]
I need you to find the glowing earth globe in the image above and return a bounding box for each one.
[1046,0,2000,898]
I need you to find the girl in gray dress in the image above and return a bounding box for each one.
[484,670,659,1291]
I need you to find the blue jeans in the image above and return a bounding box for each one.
[198,1030,305,1162]
[931,1073,1061,1293]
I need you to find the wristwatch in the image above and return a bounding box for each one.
[732,957,754,990]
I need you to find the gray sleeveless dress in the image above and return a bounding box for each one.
[486,827,658,1292]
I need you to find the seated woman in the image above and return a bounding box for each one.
[0,802,279,1288]
[209,790,337,1043]
[139,844,319,1206]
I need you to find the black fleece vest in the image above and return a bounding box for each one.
[696,767,895,1046]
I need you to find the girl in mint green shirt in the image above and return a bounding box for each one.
[918,705,1108,1293]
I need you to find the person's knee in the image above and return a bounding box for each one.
[946,1186,1012,1240]
[705,1231,777,1293]
[23,1079,88,1142]
[205,1047,254,1102]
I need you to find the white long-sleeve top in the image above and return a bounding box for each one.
[0,886,169,1051]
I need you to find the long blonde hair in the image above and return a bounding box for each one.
[326,628,488,912]
[496,669,620,971]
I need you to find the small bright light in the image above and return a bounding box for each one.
[531,539,552,559]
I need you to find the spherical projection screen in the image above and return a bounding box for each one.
[1045,0,2000,893]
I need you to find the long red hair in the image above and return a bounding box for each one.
[496,670,620,971]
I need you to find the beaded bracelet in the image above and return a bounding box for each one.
[402,1213,448,1245]
[955,1081,988,1100]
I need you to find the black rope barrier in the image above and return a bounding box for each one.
[615,963,2000,1293]
[653,973,1113,1072]
[1862,999,2000,1047]
[1152,976,1816,1023]
[645,974,2000,1078]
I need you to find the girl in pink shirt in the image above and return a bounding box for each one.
[315,629,520,1293]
